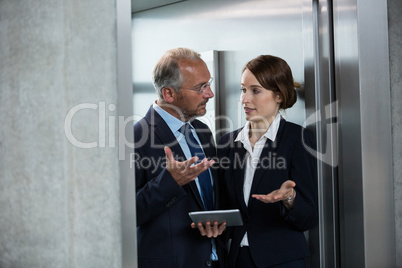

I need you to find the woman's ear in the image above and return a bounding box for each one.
[162,87,175,103]
[276,93,283,104]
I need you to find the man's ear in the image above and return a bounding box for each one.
[162,87,175,103]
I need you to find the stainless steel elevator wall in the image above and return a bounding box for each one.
[132,0,308,131]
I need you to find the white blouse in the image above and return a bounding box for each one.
[234,113,281,247]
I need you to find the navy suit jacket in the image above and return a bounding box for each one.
[217,118,317,268]
[135,106,223,268]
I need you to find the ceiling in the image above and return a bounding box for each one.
[131,0,185,13]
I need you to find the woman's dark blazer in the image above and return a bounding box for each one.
[217,118,317,268]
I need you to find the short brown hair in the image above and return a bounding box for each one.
[243,55,298,109]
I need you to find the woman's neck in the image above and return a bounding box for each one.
[248,114,278,143]
[249,122,269,143]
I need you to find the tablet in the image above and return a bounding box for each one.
[189,209,243,226]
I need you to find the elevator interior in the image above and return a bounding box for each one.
[129,0,395,267]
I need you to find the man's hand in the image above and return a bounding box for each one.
[191,221,226,238]
[164,146,215,187]
[252,180,296,208]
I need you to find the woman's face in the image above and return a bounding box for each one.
[240,68,281,124]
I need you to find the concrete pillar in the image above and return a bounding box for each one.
[0,1,121,267]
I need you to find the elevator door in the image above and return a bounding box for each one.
[131,1,337,267]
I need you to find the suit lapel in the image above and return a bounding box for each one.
[248,139,276,197]
[249,119,287,198]
[145,107,184,158]
[145,107,205,210]
[193,122,215,160]
[232,139,249,216]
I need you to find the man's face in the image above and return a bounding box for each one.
[172,59,214,121]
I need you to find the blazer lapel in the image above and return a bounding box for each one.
[249,119,287,198]
[232,140,249,216]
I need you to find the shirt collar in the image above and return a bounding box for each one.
[152,102,187,134]
[235,113,282,143]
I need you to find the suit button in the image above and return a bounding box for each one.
[165,197,177,207]
[206,260,212,266]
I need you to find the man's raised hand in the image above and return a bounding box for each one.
[164,146,215,186]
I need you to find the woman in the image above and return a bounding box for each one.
[218,55,317,268]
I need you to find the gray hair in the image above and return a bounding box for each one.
[152,48,201,99]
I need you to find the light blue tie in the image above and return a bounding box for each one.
[180,123,214,210]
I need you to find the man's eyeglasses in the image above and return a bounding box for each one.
[184,77,213,94]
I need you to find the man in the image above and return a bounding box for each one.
[134,48,225,268]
